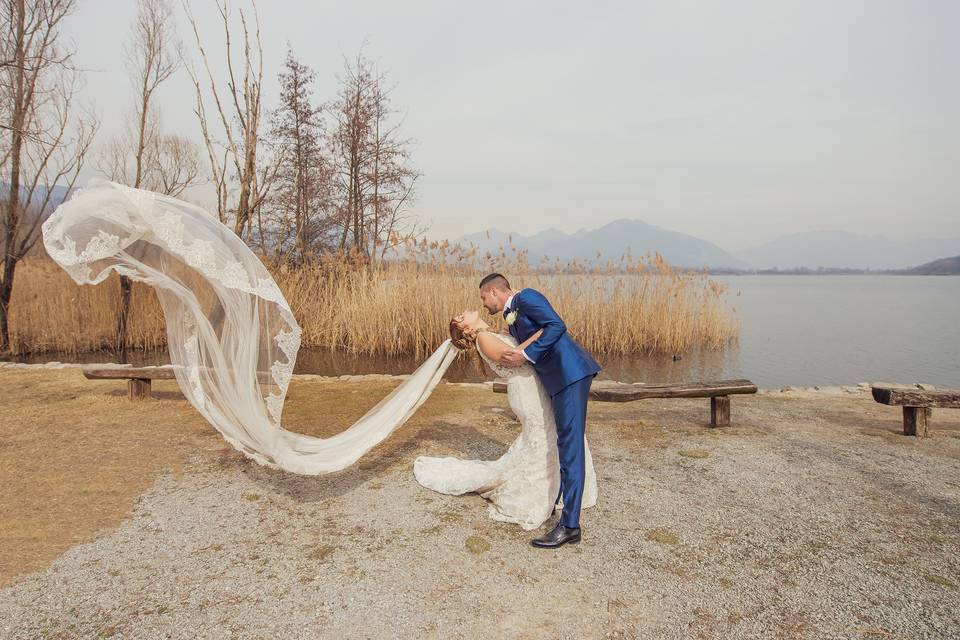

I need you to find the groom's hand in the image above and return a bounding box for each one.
[501,349,527,368]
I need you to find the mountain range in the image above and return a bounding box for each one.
[457,220,750,270]
[3,183,955,272]
[0,183,72,213]
[453,220,960,271]
[736,230,960,271]
[0,184,73,254]
[905,255,960,275]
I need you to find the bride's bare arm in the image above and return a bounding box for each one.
[476,329,543,364]
[476,331,508,362]
[517,329,543,351]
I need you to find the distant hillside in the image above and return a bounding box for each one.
[736,230,960,270]
[0,184,72,253]
[0,183,72,214]
[904,255,960,275]
[456,219,748,270]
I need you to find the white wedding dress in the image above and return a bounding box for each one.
[414,332,597,530]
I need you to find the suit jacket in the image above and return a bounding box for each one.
[506,288,601,397]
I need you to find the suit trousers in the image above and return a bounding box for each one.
[551,374,595,529]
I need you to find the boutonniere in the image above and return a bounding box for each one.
[505,310,518,326]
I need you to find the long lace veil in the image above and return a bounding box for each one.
[42,179,458,475]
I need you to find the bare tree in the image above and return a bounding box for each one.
[100,125,203,359]
[100,0,188,359]
[0,0,99,353]
[329,51,420,264]
[184,0,275,239]
[128,0,177,189]
[149,133,202,198]
[366,76,420,262]
[268,48,332,262]
[101,127,202,199]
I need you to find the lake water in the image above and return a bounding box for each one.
[713,275,960,388]
[14,276,960,389]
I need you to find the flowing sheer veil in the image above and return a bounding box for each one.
[42,179,458,475]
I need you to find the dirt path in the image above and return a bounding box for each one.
[1,367,958,638]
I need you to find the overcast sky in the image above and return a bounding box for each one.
[66,0,959,251]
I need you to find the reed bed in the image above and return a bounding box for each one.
[8,259,168,355]
[8,245,739,358]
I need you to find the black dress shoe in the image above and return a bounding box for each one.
[531,523,581,548]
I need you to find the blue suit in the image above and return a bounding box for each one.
[506,288,601,528]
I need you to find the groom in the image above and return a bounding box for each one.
[479,273,601,548]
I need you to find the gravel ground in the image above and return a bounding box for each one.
[1,372,959,639]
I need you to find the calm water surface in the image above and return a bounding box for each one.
[715,275,959,388]
[15,276,960,389]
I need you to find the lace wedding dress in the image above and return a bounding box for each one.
[42,179,458,475]
[414,332,597,530]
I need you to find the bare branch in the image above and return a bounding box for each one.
[182,0,270,238]
[327,50,420,264]
[0,0,99,351]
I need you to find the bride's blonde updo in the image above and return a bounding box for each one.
[449,316,476,351]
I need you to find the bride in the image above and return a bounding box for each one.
[414,310,597,531]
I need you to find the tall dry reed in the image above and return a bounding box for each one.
[8,245,739,357]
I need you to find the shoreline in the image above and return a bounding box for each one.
[0,359,942,396]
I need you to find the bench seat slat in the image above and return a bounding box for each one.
[82,366,275,385]
[83,366,177,380]
[492,378,758,400]
[871,386,960,409]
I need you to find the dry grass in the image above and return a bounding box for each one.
[8,245,738,357]
[0,370,212,588]
[8,259,168,354]
[0,367,496,588]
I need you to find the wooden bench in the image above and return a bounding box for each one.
[82,366,274,400]
[493,378,758,427]
[871,385,960,437]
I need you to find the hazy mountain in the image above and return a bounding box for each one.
[0,183,72,213]
[0,184,73,253]
[737,231,960,270]
[456,219,749,269]
[904,255,960,275]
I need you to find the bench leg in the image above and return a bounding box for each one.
[128,378,151,400]
[710,396,730,427]
[902,406,931,437]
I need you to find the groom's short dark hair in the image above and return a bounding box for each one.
[479,273,510,291]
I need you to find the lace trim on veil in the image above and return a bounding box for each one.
[42,179,457,475]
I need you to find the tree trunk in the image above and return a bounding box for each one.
[0,259,17,354]
[1,10,25,353]
[115,275,133,362]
